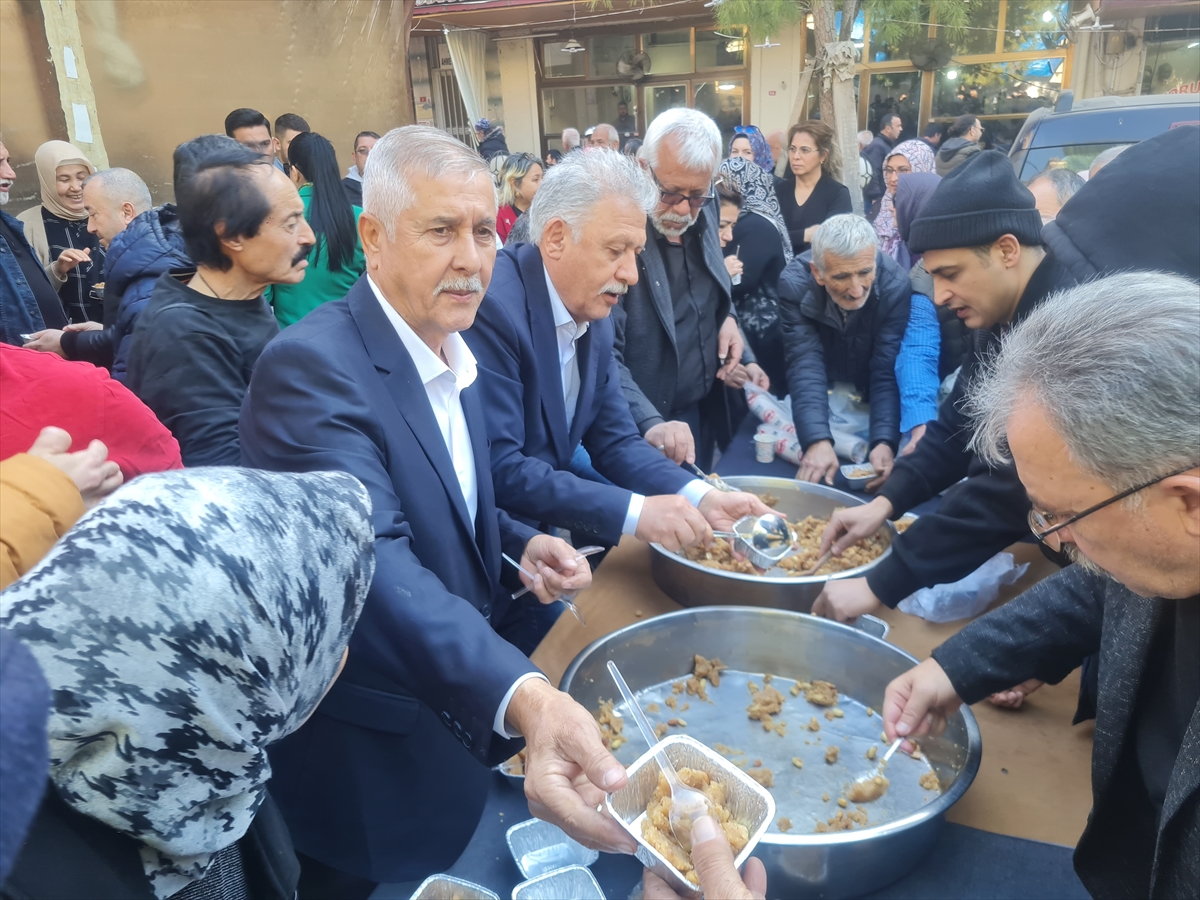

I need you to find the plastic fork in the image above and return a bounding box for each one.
[606,660,712,850]
[503,545,605,624]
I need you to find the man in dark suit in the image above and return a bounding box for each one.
[884,272,1199,899]
[464,149,773,562]
[862,113,901,218]
[612,108,747,472]
[240,126,636,898]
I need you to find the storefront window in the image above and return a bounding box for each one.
[1003,1,1069,53]
[933,58,1061,118]
[542,41,586,78]
[696,28,745,70]
[541,87,627,138]
[694,78,744,146]
[1142,14,1200,95]
[644,30,691,76]
[589,34,634,79]
[866,71,921,137]
[645,83,688,123]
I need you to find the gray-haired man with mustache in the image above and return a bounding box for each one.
[240,127,635,896]
[464,149,772,612]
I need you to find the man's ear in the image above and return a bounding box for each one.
[120,201,137,226]
[215,221,243,256]
[540,218,568,261]
[810,261,826,287]
[358,212,386,269]
[1164,472,1200,538]
[995,233,1022,269]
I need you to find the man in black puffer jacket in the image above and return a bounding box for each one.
[778,213,911,487]
[811,129,1200,626]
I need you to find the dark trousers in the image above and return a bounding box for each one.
[670,401,715,472]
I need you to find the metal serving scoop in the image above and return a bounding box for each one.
[711,514,800,570]
[607,660,712,850]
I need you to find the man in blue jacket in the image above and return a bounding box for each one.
[239,126,636,898]
[464,150,772,566]
[22,168,190,380]
[778,214,911,488]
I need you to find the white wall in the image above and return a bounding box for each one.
[496,37,541,154]
[748,20,806,134]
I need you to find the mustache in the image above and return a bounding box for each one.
[600,282,628,296]
[292,243,313,267]
[434,275,484,295]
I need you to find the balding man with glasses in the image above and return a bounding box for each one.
[612,108,748,470]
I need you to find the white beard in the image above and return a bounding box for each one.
[651,210,696,239]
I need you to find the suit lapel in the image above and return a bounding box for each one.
[519,246,572,463]
[347,281,479,548]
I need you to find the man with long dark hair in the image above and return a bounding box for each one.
[270,131,365,326]
[126,137,314,465]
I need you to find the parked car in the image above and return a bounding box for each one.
[1008,90,1200,179]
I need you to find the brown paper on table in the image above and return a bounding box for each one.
[532,538,1094,849]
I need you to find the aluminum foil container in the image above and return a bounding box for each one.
[409,874,499,900]
[606,734,775,898]
[505,817,599,879]
[511,865,605,900]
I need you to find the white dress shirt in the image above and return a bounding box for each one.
[369,278,543,739]
[543,270,712,535]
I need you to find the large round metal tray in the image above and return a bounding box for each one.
[650,477,897,614]
[560,607,981,899]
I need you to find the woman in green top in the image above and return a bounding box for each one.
[269,131,366,327]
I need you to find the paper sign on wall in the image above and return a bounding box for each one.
[72,103,93,143]
[63,46,78,79]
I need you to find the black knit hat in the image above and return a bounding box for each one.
[906,150,1044,254]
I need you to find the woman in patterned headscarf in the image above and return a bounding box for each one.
[0,467,374,900]
[873,139,936,266]
[717,155,793,395]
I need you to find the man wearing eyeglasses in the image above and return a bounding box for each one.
[610,107,748,470]
[882,271,1199,900]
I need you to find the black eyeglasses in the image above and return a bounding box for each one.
[649,166,714,210]
[1027,466,1193,551]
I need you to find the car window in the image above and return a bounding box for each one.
[1019,143,1126,179]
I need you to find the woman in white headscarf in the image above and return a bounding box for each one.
[0,467,375,900]
[16,140,104,323]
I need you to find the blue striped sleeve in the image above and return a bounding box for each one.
[895,293,941,433]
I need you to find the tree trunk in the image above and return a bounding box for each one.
[811,0,838,127]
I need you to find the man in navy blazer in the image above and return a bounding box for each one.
[239,127,636,896]
[465,150,772,557]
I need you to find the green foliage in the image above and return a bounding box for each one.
[715,0,968,47]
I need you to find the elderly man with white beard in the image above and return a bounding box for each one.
[609,108,750,471]
[464,150,773,645]
[883,272,1199,900]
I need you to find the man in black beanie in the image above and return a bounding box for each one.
[810,149,1075,626]
[811,128,1200,642]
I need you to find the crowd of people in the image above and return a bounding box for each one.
[0,93,1196,900]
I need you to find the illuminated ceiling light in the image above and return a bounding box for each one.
[562,38,584,53]
[945,70,958,80]
[1042,10,1055,22]
[1190,41,1200,48]
[718,83,736,90]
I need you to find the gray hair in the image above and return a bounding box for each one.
[592,124,618,147]
[562,128,581,151]
[362,126,489,239]
[641,107,722,177]
[857,130,873,150]
[528,148,657,245]
[83,167,152,215]
[1089,143,1132,178]
[810,214,878,271]
[1025,166,1084,205]
[969,272,1200,494]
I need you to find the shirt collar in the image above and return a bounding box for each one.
[367,275,478,390]
[543,265,589,340]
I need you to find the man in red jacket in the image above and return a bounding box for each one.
[0,344,181,478]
